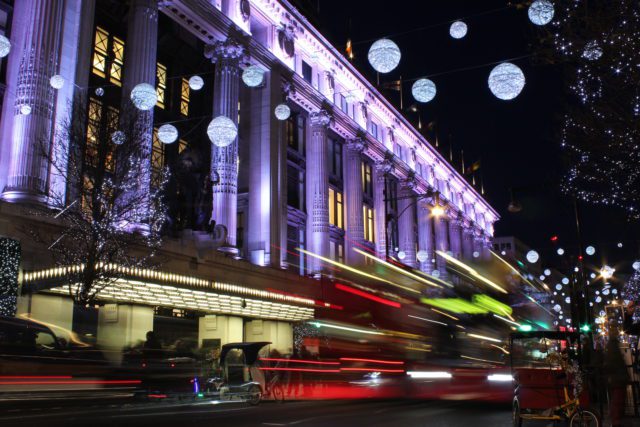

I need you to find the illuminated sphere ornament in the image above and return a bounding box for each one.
[555,284,562,290]
[207,116,237,147]
[544,269,551,276]
[111,130,126,146]
[553,304,561,312]
[526,250,539,264]
[602,288,610,296]
[617,242,623,248]
[188,75,204,91]
[432,269,440,278]
[590,273,597,279]
[557,248,565,255]
[488,63,525,100]
[130,83,157,111]
[416,250,428,263]
[585,246,596,256]
[539,275,545,281]
[19,105,31,115]
[158,124,178,144]
[633,261,640,271]
[367,38,401,74]
[0,35,10,58]
[274,103,291,121]
[411,79,436,103]
[241,65,265,88]
[397,251,406,260]
[596,296,602,303]
[562,277,570,285]
[528,0,554,26]
[49,74,65,90]
[582,40,603,61]
[473,251,480,258]
[565,297,571,304]
[449,21,468,39]
[95,87,104,97]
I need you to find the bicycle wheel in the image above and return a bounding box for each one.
[569,409,600,427]
[247,384,262,406]
[271,383,285,403]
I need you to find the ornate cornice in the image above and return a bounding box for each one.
[204,38,246,64]
[309,109,332,128]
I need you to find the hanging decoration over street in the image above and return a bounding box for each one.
[130,83,158,111]
[582,40,603,61]
[188,75,204,91]
[488,62,525,100]
[19,105,31,115]
[207,116,238,147]
[416,250,429,263]
[50,74,65,90]
[449,21,468,39]
[111,130,126,145]
[528,0,554,26]
[242,65,265,87]
[0,35,10,58]
[274,103,291,121]
[585,245,595,255]
[95,87,104,97]
[158,124,178,144]
[633,261,640,271]
[526,250,539,263]
[368,38,401,74]
[412,78,437,103]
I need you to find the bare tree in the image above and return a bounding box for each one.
[27,95,169,306]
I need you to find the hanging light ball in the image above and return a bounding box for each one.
[241,65,265,88]
[49,74,65,90]
[95,87,104,97]
[539,275,545,281]
[562,277,570,285]
[274,103,291,121]
[544,269,551,276]
[488,63,525,100]
[158,124,179,144]
[411,78,437,103]
[596,296,602,303]
[111,130,126,146]
[602,288,610,296]
[432,269,440,278]
[130,83,157,111]
[528,0,554,26]
[555,284,562,291]
[585,245,596,256]
[582,40,603,61]
[553,304,561,312]
[632,261,640,271]
[565,297,571,304]
[557,248,565,255]
[525,250,539,263]
[449,21,468,39]
[472,251,480,258]
[590,273,597,279]
[397,251,406,260]
[188,75,204,91]
[19,105,31,115]
[416,250,428,263]
[368,38,401,74]
[0,35,10,58]
[207,116,237,147]
[617,242,623,248]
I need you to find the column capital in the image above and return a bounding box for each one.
[310,109,332,128]
[374,158,393,176]
[401,176,418,192]
[205,38,246,65]
[132,0,159,20]
[345,138,366,153]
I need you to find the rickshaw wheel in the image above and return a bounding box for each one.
[272,384,285,403]
[247,384,262,406]
[512,400,522,427]
[569,409,600,427]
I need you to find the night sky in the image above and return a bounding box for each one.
[291,0,640,274]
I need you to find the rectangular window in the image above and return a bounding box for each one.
[328,138,342,178]
[368,121,378,139]
[82,174,94,213]
[302,60,313,84]
[105,106,119,172]
[361,161,373,197]
[178,139,188,154]
[92,27,109,78]
[287,224,304,274]
[85,98,102,168]
[329,240,344,264]
[286,115,305,152]
[329,188,343,229]
[287,164,304,210]
[110,36,124,86]
[151,128,165,187]
[91,27,124,86]
[156,63,167,109]
[340,95,348,114]
[180,78,190,116]
[363,205,375,243]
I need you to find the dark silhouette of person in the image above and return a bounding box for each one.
[143,331,161,350]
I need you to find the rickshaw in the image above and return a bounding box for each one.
[510,331,600,426]
[201,341,270,405]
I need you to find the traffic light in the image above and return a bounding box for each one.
[580,324,591,333]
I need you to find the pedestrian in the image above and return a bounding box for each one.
[605,329,630,427]
[143,331,161,350]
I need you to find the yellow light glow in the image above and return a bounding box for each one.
[461,355,504,365]
[431,308,460,320]
[467,333,502,343]
[436,251,508,294]
[490,344,510,355]
[431,206,445,217]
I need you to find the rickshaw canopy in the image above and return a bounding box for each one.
[219,342,271,366]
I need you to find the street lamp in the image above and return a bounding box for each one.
[600,265,615,280]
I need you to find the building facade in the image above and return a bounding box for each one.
[0,0,498,353]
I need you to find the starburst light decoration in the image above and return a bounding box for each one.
[411,79,437,103]
[368,39,401,74]
[130,83,157,111]
[488,63,525,100]
[207,116,237,147]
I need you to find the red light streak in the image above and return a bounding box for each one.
[339,357,405,365]
[0,380,142,385]
[334,283,401,308]
[0,376,73,379]
[148,394,168,398]
[340,368,405,373]
[259,358,340,365]
[258,367,340,373]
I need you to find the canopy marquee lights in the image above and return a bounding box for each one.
[449,21,468,39]
[130,82,158,111]
[49,74,65,90]
[188,75,204,90]
[207,115,238,147]
[528,0,555,26]
[242,65,265,87]
[411,78,437,103]
[274,103,291,120]
[158,124,179,144]
[0,34,10,58]
[368,38,401,74]
[488,62,526,100]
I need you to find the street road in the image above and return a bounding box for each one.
[1,399,520,427]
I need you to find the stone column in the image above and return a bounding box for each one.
[373,159,392,259]
[448,215,463,260]
[473,234,485,261]
[120,0,158,231]
[433,214,449,281]
[397,179,417,268]
[2,0,65,203]
[205,38,245,253]
[417,200,435,274]
[462,227,475,260]
[344,138,366,265]
[305,109,332,275]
